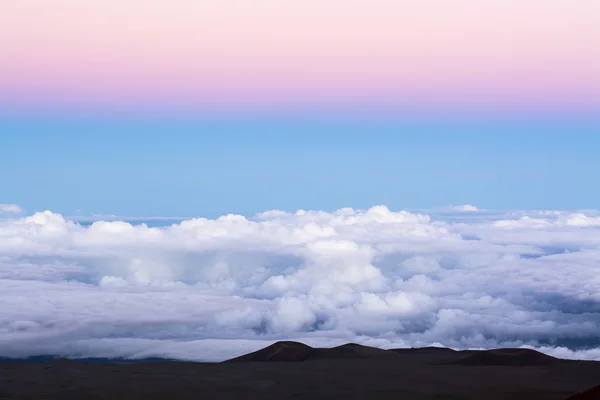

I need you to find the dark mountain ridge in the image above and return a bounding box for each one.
[225,341,563,366]
[1,342,599,399]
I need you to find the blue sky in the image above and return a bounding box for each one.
[1,115,598,217]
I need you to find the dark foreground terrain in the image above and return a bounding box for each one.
[1,342,599,399]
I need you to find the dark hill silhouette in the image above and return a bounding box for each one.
[226,341,400,362]
[452,348,561,366]
[3,342,600,399]
[226,341,313,362]
[388,347,485,365]
[389,346,458,355]
[310,343,399,360]
[565,384,600,399]
[227,342,568,367]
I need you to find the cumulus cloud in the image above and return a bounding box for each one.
[0,204,23,214]
[1,205,600,361]
[447,204,481,212]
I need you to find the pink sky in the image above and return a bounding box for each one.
[1,0,599,116]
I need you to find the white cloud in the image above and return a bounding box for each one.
[1,205,600,361]
[447,204,481,212]
[0,204,23,214]
[558,213,600,227]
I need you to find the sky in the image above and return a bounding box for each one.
[1,0,599,117]
[1,118,600,216]
[2,0,600,362]
[1,0,599,216]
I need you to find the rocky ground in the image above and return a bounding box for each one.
[1,342,598,399]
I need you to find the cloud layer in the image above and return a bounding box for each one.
[0,204,23,214]
[2,205,600,361]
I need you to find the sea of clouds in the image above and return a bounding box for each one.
[2,203,600,362]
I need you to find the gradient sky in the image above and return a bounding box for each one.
[1,0,599,215]
[2,0,599,116]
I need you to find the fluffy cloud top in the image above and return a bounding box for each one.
[1,205,600,361]
[447,204,481,212]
